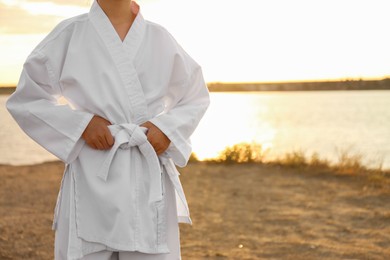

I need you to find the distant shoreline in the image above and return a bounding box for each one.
[208,78,390,92]
[0,87,15,95]
[1,78,390,94]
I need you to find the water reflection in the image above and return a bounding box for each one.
[192,91,390,169]
[1,91,389,169]
[191,92,277,159]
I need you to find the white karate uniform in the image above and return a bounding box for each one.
[6,1,209,259]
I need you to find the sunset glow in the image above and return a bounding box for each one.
[1,0,389,86]
[191,93,277,160]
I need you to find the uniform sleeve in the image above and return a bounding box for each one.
[150,62,210,167]
[6,51,94,164]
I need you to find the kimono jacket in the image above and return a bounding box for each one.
[6,1,210,258]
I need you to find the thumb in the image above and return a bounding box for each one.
[106,133,114,146]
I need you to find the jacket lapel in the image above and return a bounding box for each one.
[88,1,148,125]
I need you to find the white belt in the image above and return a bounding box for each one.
[52,124,184,230]
[97,123,163,204]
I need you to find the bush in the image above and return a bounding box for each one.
[215,142,265,164]
[279,150,307,167]
[335,149,365,174]
[193,142,389,175]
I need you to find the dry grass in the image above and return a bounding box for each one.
[212,143,266,164]
[196,142,390,177]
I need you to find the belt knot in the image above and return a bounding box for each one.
[96,123,163,203]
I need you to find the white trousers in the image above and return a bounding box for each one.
[54,170,181,260]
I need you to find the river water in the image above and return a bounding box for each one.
[1,91,389,169]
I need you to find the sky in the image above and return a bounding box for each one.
[0,0,389,86]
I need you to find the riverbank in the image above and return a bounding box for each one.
[0,87,15,95]
[1,161,389,259]
[208,78,390,91]
[2,77,390,95]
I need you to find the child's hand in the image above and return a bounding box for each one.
[82,115,114,150]
[141,121,171,155]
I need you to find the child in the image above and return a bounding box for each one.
[7,1,210,259]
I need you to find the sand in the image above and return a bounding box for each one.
[1,161,389,260]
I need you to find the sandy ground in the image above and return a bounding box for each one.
[0,162,389,260]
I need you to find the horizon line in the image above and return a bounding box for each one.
[1,76,389,88]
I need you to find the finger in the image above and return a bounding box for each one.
[141,121,152,129]
[98,135,111,150]
[102,127,114,147]
[149,141,159,153]
[145,131,153,143]
[142,126,151,137]
[156,146,166,155]
[88,142,97,150]
[94,138,105,150]
[105,132,114,147]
